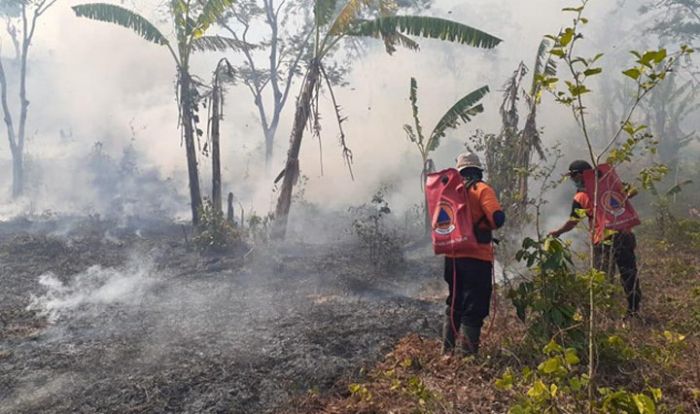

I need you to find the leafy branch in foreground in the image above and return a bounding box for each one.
[496,340,664,414]
[526,0,692,408]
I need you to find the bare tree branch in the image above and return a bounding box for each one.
[320,64,354,180]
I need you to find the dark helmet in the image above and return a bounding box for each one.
[568,160,592,175]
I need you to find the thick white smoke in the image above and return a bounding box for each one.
[0,0,694,224]
[28,260,160,323]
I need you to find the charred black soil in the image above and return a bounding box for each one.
[0,218,443,413]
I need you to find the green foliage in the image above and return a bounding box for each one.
[540,2,690,161]
[193,199,241,253]
[73,1,240,62]
[597,334,635,366]
[190,35,247,52]
[380,364,442,410]
[428,85,489,151]
[72,3,169,46]
[672,218,700,250]
[346,15,502,49]
[351,367,441,410]
[685,282,700,332]
[195,0,236,36]
[639,330,688,369]
[315,0,340,27]
[327,0,374,36]
[638,164,669,192]
[510,237,619,349]
[622,48,691,92]
[638,165,694,237]
[531,38,558,96]
[606,129,657,166]
[404,77,425,151]
[247,212,275,243]
[404,77,488,169]
[543,17,603,105]
[536,4,693,404]
[348,382,373,402]
[348,187,404,271]
[498,340,664,414]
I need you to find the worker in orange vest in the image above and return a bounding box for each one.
[442,152,505,356]
[548,160,641,319]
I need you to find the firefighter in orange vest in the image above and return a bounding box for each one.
[442,152,505,356]
[548,160,641,318]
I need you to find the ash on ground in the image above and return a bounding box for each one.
[0,217,443,413]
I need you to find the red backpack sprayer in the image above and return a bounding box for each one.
[425,166,501,355]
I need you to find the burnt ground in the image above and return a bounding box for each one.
[0,218,444,413]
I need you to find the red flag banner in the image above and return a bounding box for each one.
[582,163,641,243]
[425,168,479,255]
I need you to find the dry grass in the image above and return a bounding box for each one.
[286,227,700,413]
[285,289,529,414]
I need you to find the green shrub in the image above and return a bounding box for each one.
[496,340,663,414]
[348,188,404,271]
[193,199,241,253]
[509,237,619,351]
[247,212,274,244]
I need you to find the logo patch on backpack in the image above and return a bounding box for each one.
[434,202,456,235]
[601,190,626,217]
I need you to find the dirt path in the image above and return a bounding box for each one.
[0,219,443,413]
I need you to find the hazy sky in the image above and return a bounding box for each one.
[0,0,669,217]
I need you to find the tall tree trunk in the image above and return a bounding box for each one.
[261,105,281,173]
[15,38,29,198]
[272,60,320,240]
[0,55,19,196]
[264,0,281,173]
[264,127,275,172]
[227,192,235,224]
[211,82,222,213]
[11,147,23,197]
[180,70,203,225]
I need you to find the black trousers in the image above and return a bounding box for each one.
[444,257,493,328]
[593,231,641,314]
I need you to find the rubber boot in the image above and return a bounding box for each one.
[441,315,456,354]
[459,325,481,357]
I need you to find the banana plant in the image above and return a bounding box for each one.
[73,0,241,225]
[403,77,489,234]
[272,0,502,239]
